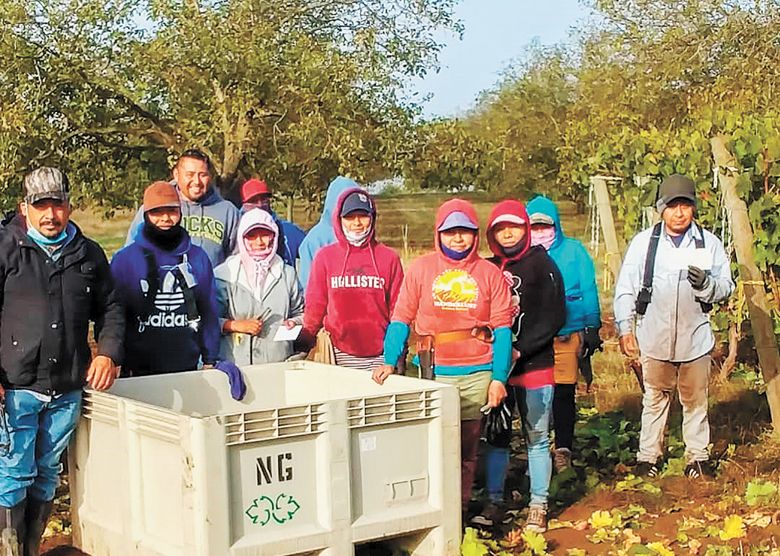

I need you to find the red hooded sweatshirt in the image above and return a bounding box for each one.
[391,199,513,368]
[304,188,404,357]
[486,200,566,388]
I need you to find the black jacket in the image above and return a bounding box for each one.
[489,246,566,376]
[0,217,124,394]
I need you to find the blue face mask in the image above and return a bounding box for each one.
[440,243,473,261]
[27,223,68,245]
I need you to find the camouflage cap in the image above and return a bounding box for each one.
[24,167,69,204]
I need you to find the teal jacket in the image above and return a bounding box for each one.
[526,196,601,335]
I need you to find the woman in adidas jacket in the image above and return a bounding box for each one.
[110,181,220,375]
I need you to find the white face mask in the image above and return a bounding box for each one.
[530,227,556,250]
[343,226,371,247]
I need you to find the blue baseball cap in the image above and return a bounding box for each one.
[340,191,373,217]
[438,211,478,232]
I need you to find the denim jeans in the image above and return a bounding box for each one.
[0,389,82,506]
[485,385,553,507]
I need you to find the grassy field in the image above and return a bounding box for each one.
[63,195,780,555]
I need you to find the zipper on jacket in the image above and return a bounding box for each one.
[670,269,682,360]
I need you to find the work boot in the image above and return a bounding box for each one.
[0,500,27,555]
[470,501,505,528]
[23,497,52,556]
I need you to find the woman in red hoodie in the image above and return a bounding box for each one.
[303,187,404,370]
[373,199,513,513]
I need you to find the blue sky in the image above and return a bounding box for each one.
[409,0,590,117]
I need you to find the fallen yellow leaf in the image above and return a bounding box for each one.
[718,514,746,541]
[588,510,613,529]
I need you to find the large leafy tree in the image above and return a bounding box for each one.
[0,0,458,210]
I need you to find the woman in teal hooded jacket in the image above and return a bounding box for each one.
[525,196,602,471]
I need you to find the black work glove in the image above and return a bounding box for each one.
[483,400,512,446]
[687,265,709,291]
[581,327,603,358]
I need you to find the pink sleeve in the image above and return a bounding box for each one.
[387,254,405,315]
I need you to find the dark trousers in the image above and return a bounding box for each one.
[552,384,576,450]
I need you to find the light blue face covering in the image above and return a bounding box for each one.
[26,221,68,245]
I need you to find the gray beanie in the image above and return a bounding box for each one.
[656,174,696,213]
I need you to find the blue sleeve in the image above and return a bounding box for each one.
[383,321,410,366]
[491,326,512,383]
[125,207,144,246]
[298,240,314,289]
[577,244,602,328]
[282,221,306,261]
[196,256,221,365]
[109,250,130,304]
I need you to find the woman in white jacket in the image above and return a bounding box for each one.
[215,208,304,365]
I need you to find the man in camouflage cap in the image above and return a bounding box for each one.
[0,167,124,555]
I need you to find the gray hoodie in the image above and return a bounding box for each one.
[126,186,240,267]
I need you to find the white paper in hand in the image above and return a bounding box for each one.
[672,248,713,271]
[273,324,302,342]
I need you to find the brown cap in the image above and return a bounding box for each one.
[143,181,180,212]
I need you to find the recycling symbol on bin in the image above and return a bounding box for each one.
[245,493,301,526]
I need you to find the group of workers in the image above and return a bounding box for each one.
[0,149,734,553]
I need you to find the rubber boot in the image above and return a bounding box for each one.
[23,498,52,556]
[0,500,27,556]
[460,419,483,509]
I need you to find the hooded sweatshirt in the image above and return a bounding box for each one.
[111,225,220,375]
[525,196,601,336]
[486,200,566,388]
[298,176,358,287]
[214,210,304,365]
[126,185,240,268]
[303,188,404,357]
[384,199,513,381]
[239,204,306,268]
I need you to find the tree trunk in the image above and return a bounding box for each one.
[711,135,780,434]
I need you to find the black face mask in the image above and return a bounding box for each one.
[142,215,184,251]
[501,240,525,258]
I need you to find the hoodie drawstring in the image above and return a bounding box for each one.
[369,244,380,278]
[339,244,352,278]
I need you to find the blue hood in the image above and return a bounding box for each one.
[526,196,565,249]
[526,195,602,334]
[320,177,359,225]
[297,176,359,287]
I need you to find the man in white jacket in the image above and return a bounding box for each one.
[614,175,734,479]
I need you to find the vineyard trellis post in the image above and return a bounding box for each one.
[590,176,623,285]
[711,135,780,434]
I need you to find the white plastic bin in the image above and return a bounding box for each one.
[68,361,461,555]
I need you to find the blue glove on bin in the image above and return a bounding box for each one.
[215,360,247,401]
